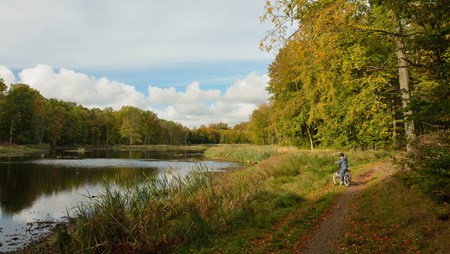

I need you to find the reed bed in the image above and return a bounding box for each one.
[204,144,294,163]
[40,146,388,253]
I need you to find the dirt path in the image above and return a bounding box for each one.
[299,161,391,254]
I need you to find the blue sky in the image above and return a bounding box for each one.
[0,0,276,128]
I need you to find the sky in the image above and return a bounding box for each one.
[0,0,276,128]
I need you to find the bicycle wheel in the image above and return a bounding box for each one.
[332,172,340,185]
[343,172,351,186]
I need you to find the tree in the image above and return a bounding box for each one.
[2,84,47,144]
[261,0,448,150]
[46,99,67,146]
[118,106,143,145]
[247,103,275,145]
[141,110,160,144]
[0,79,7,141]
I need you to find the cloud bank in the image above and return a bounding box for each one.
[0,65,270,128]
[1,0,272,70]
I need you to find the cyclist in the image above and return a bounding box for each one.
[335,152,348,185]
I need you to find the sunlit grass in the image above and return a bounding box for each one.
[204,144,297,163]
[113,144,209,152]
[0,144,48,156]
[335,170,450,253]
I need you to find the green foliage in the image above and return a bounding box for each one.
[397,131,450,203]
[0,90,191,146]
[0,84,48,144]
[261,0,449,150]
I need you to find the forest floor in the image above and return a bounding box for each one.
[299,160,393,253]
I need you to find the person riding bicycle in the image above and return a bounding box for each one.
[335,152,348,185]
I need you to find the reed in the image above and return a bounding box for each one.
[204,144,293,163]
[113,144,209,152]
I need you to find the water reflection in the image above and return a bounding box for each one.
[0,149,236,252]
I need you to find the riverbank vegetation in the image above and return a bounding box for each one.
[23,147,388,253]
[0,144,49,157]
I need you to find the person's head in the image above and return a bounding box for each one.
[339,152,344,158]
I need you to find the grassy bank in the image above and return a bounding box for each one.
[23,146,388,253]
[113,144,209,152]
[335,167,450,253]
[0,144,49,157]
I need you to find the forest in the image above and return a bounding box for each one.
[0,81,255,146]
[258,0,448,150]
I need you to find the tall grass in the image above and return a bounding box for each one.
[44,146,389,253]
[204,144,296,163]
[59,165,216,253]
[113,144,209,152]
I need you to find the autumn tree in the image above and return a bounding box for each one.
[141,110,160,144]
[118,106,143,145]
[45,99,68,146]
[1,84,47,144]
[261,0,448,150]
[0,79,7,141]
[247,103,276,145]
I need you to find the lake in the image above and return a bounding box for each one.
[0,148,238,253]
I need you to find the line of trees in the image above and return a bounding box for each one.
[0,81,259,146]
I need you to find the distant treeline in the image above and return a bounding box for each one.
[0,82,256,146]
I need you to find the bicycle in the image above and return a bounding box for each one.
[332,168,351,186]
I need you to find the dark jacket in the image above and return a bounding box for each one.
[335,156,348,169]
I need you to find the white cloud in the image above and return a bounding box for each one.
[0,65,16,85]
[148,81,221,105]
[223,72,270,103]
[18,64,147,109]
[150,72,270,127]
[0,65,269,128]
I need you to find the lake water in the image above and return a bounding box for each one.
[0,149,238,253]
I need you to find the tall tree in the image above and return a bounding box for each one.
[118,106,143,145]
[2,84,47,144]
[261,0,448,149]
[46,99,68,146]
[0,79,7,141]
[247,103,275,145]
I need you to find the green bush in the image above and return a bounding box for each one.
[398,131,450,203]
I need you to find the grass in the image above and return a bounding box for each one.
[204,144,297,163]
[23,146,390,253]
[0,144,49,157]
[113,144,209,152]
[334,164,450,253]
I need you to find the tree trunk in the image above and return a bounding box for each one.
[307,125,314,150]
[9,120,13,144]
[395,20,416,152]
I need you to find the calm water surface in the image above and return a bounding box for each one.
[0,149,237,252]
